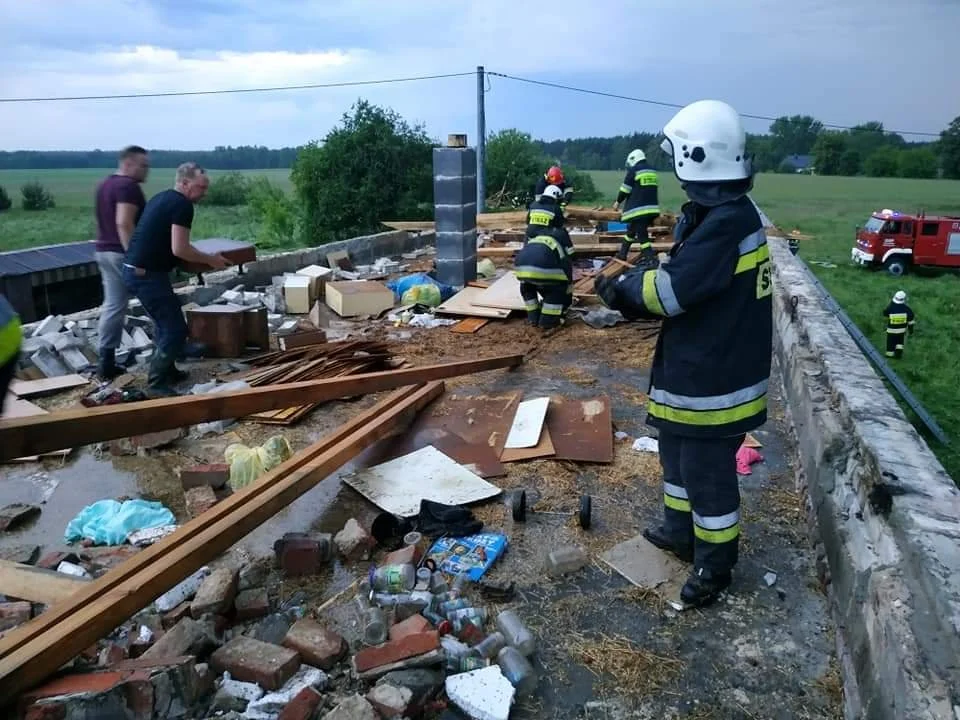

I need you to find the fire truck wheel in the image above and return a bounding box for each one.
[884,257,908,276]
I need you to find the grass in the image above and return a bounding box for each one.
[0,168,292,252]
[589,169,960,481]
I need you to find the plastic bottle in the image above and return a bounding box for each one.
[415,567,432,590]
[452,618,485,645]
[546,545,588,576]
[452,572,472,594]
[471,631,506,660]
[497,646,537,695]
[447,607,488,624]
[431,573,450,594]
[423,610,453,635]
[496,609,536,656]
[446,655,487,673]
[369,564,416,593]
[362,607,388,645]
[438,598,471,616]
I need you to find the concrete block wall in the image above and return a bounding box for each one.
[770,237,960,719]
[433,146,477,287]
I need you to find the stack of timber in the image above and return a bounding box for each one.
[240,340,394,424]
[383,207,678,234]
[573,252,643,298]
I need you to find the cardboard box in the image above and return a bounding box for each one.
[324,281,395,318]
[283,276,312,314]
[296,265,333,303]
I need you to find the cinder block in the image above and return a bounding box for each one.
[433,147,477,179]
[435,204,477,234]
[435,230,477,259]
[434,176,477,206]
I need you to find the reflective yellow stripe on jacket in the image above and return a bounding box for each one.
[647,379,769,428]
[0,315,22,366]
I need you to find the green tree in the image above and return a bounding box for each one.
[0,186,11,212]
[769,115,823,159]
[897,147,938,179]
[485,129,545,204]
[291,100,434,244]
[203,171,251,206]
[864,147,900,177]
[812,132,847,175]
[940,116,960,179]
[20,181,55,210]
[847,122,901,160]
[838,149,862,176]
[247,176,297,248]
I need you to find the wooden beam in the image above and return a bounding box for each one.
[0,561,89,605]
[0,382,444,698]
[478,242,672,258]
[0,355,523,461]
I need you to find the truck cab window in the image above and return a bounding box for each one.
[902,221,913,235]
[884,221,902,234]
[922,222,939,236]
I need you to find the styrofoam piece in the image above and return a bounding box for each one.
[155,566,210,611]
[31,315,64,338]
[219,672,264,703]
[504,397,550,449]
[445,665,515,720]
[343,445,501,518]
[243,666,328,719]
[632,437,659,453]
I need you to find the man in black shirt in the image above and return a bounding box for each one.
[123,162,230,396]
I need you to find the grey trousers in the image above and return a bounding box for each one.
[95,251,129,351]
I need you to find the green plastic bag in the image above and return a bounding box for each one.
[225,435,293,490]
[401,283,442,307]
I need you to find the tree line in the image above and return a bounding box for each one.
[0,146,299,170]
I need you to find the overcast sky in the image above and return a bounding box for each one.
[1,0,956,151]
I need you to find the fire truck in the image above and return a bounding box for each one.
[851,209,960,275]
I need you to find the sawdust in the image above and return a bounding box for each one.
[567,632,684,698]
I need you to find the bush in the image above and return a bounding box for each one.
[246,177,298,249]
[563,167,600,203]
[203,172,251,206]
[0,186,11,212]
[21,181,55,211]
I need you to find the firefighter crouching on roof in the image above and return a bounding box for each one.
[883,290,915,359]
[613,149,660,263]
[516,185,574,330]
[534,165,574,208]
[595,100,773,608]
[0,295,23,416]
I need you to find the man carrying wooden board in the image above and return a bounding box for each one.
[122,163,231,397]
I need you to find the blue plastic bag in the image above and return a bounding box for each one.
[64,499,176,546]
[386,274,457,303]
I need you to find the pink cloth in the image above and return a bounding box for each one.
[736,445,764,475]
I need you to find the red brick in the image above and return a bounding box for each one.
[353,631,439,673]
[276,537,322,577]
[35,551,79,570]
[282,619,346,670]
[0,601,32,631]
[162,601,193,629]
[234,587,270,620]
[111,428,182,455]
[190,567,238,618]
[184,486,219,519]
[210,636,301,691]
[388,613,431,642]
[99,643,128,666]
[80,545,141,570]
[179,463,229,490]
[382,545,416,567]
[24,671,126,701]
[123,677,154,716]
[278,686,323,720]
[142,617,217,660]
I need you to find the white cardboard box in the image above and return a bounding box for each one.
[295,264,333,303]
[282,275,313,314]
[324,281,395,318]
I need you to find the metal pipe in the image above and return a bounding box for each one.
[476,65,486,213]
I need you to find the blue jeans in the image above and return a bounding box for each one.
[122,266,187,358]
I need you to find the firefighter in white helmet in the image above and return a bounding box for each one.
[516,184,574,330]
[595,100,773,608]
[882,290,915,358]
[613,148,660,263]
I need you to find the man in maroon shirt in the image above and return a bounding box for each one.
[94,145,149,380]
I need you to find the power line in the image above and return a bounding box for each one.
[487,71,942,138]
[0,71,476,103]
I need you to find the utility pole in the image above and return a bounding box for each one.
[476,65,486,213]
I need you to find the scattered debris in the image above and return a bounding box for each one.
[0,503,41,531]
[632,436,660,453]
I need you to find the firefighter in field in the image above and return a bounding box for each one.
[595,100,773,608]
[883,290,915,359]
[516,185,574,330]
[525,183,567,242]
[0,294,22,416]
[613,149,660,263]
[534,165,574,207]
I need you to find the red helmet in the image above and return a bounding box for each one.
[546,165,564,184]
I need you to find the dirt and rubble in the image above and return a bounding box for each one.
[0,305,843,719]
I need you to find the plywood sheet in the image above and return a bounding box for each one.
[418,392,522,458]
[435,287,511,319]
[472,272,528,312]
[360,426,505,479]
[450,318,489,334]
[9,375,89,398]
[601,533,686,602]
[504,397,550,449]
[547,396,613,463]
[500,426,555,462]
[344,445,502,518]
[0,560,89,604]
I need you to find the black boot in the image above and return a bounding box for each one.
[643,526,694,563]
[97,348,124,381]
[616,240,631,261]
[635,244,660,271]
[146,352,178,398]
[680,567,732,608]
[166,363,189,383]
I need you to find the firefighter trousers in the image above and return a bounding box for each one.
[885,329,905,358]
[658,430,745,574]
[519,280,572,329]
[626,216,653,247]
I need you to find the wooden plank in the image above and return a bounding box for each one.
[9,376,89,398]
[277,330,328,351]
[547,396,614,464]
[500,426,555,462]
[435,287,512,319]
[0,383,443,693]
[472,272,527,312]
[0,355,524,462]
[0,560,89,605]
[381,221,435,232]
[478,242,671,258]
[450,318,489,334]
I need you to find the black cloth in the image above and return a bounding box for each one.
[417,499,482,537]
[126,189,195,272]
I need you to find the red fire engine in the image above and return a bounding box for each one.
[851,209,960,275]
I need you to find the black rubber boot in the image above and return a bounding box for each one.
[642,526,694,563]
[146,352,179,398]
[680,567,732,608]
[166,363,189,383]
[616,240,632,261]
[97,348,124,382]
[636,244,660,271]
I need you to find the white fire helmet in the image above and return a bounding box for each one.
[660,100,752,182]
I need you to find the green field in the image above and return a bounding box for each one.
[0,168,292,252]
[2,167,959,479]
[590,170,960,480]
